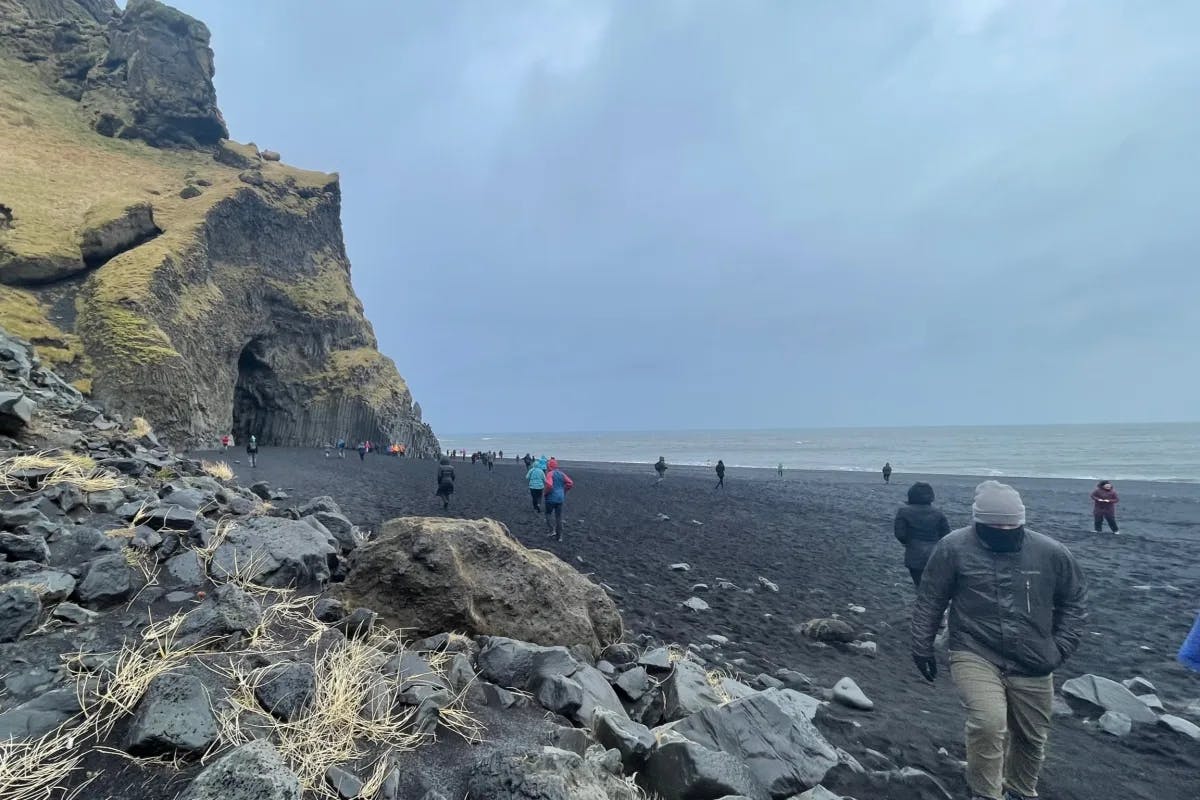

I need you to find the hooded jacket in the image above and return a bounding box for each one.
[912,524,1088,677]
[894,499,951,571]
[526,458,547,490]
[543,458,574,504]
[436,459,456,490]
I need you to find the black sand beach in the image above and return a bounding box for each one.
[210,448,1200,800]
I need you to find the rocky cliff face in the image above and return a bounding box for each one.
[0,0,438,452]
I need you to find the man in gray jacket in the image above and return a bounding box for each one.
[911,481,1087,800]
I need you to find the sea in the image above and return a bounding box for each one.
[441,423,1200,484]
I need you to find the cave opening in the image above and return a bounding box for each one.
[232,339,288,446]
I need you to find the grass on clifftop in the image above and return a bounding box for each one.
[0,285,85,369]
[304,348,411,409]
[270,249,362,320]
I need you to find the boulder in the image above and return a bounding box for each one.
[311,510,358,551]
[615,666,651,702]
[52,602,99,624]
[179,739,300,800]
[126,672,219,755]
[0,532,50,563]
[254,662,316,722]
[336,517,621,656]
[0,392,34,433]
[2,567,74,602]
[639,646,674,671]
[683,597,711,612]
[0,688,82,740]
[799,618,855,643]
[209,517,337,588]
[639,736,768,800]
[467,746,637,800]
[1061,674,1158,723]
[75,553,132,605]
[670,691,840,796]
[662,659,724,722]
[177,584,261,643]
[478,637,627,726]
[1158,714,1200,740]
[1099,710,1132,737]
[325,765,364,799]
[593,707,655,772]
[831,677,873,711]
[165,550,205,585]
[0,585,40,643]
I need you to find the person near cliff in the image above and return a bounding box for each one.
[654,456,668,484]
[714,460,726,489]
[436,457,456,510]
[357,441,367,461]
[526,457,548,512]
[221,434,230,452]
[245,435,259,468]
[1090,480,1120,534]
[336,438,346,459]
[882,462,893,483]
[911,480,1088,800]
[543,458,574,541]
[894,481,951,586]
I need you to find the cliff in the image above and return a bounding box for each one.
[0,0,438,452]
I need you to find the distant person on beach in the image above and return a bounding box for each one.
[778,462,784,477]
[654,456,668,484]
[894,481,950,586]
[714,460,726,489]
[436,456,456,510]
[882,462,893,483]
[357,442,367,461]
[1090,480,1119,535]
[523,453,533,469]
[337,438,346,459]
[543,457,574,541]
[912,480,1088,800]
[526,457,547,512]
[245,435,259,468]
[221,434,230,452]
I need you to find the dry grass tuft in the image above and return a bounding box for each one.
[129,416,153,438]
[200,460,233,481]
[0,451,123,494]
[0,722,94,800]
[705,668,734,704]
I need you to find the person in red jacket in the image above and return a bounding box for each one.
[1090,480,1119,534]
[543,458,574,541]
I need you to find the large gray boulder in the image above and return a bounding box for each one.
[126,672,218,755]
[0,391,34,433]
[0,585,41,643]
[467,746,637,800]
[593,707,655,772]
[639,735,768,800]
[0,688,82,740]
[337,518,622,657]
[254,662,316,722]
[75,552,133,605]
[1061,674,1158,724]
[177,584,261,643]
[0,532,51,562]
[210,517,337,588]
[669,691,841,796]
[179,739,300,800]
[662,659,724,722]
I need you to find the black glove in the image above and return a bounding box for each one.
[913,654,937,682]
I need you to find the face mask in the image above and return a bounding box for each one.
[975,523,1025,552]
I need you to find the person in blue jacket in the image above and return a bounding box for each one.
[525,457,547,512]
[543,458,574,541]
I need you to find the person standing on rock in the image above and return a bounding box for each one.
[543,457,574,541]
[525,457,547,512]
[714,460,726,489]
[245,435,259,468]
[911,480,1088,800]
[894,481,950,587]
[654,456,668,484]
[882,462,893,483]
[436,456,456,511]
[1089,480,1120,535]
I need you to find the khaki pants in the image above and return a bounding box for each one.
[950,650,1053,799]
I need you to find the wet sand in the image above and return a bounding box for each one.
[209,448,1200,800]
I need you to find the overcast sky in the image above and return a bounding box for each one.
[167,0,1199,433]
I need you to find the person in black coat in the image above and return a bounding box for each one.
[894,481,950,586]
[714,460,726,489]
[436,457,456,510]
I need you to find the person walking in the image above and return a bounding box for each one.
[436,457,456,511]
[245,435,259,468]
[525,457,547,512]
[911,480,1087,800]
[894,482,951,586]
[523,453,534,469]
[714,460,726,489]
[357,441,367,461]
[1090,480,1119,534]
[654,456,668,484]
[336,438,346,459]
[777,462,784,478]
[882,462,893,483]
[221,434,230,452]
[543,457,574,541]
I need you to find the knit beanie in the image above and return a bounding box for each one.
[972,480,1025,526]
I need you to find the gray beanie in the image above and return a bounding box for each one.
[972,480,1025,526]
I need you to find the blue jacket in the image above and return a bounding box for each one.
[526,459,547,490]
[544,460,573,504]
[1180,613,1200,672]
